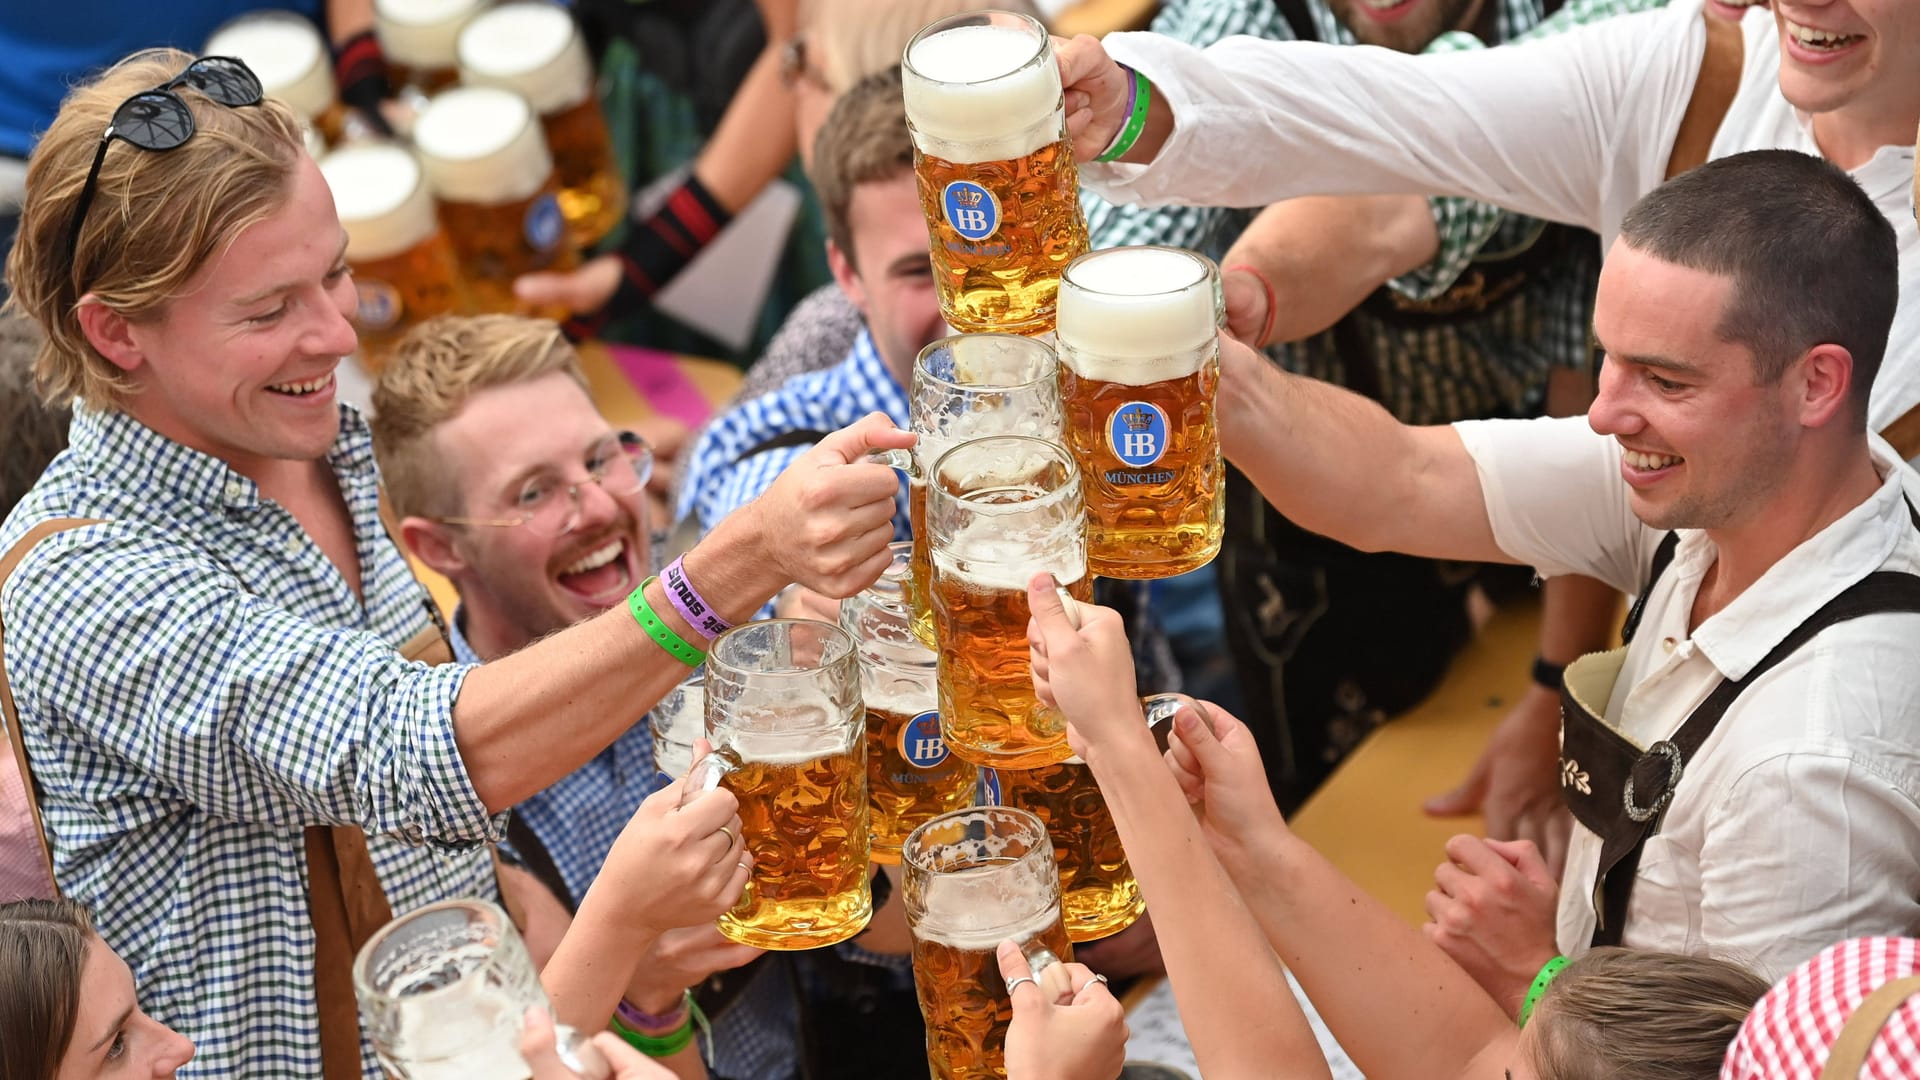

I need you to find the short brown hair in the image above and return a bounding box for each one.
[3,49,308,408]
[0,898,96,1080]
[370,315,587,520]
[1527,947,1770,1080]
[808,66,913,273]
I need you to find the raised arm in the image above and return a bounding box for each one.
[1219,194,1439,347]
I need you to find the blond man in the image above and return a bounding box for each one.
[0,50,908,1075]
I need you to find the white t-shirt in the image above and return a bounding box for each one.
[1084,2,1920,431]
[1455,415,1920,976]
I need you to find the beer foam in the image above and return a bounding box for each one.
[726,726,851,766]
[375,0,485,69]
[206,14,336,121]
[934,523,1086,594]
[1057,248,1219,373]
[457,3,592,115]
[412,87,553,204]
[320,144,440,262]
[903,25,1062,163]
[862,677,936,719]
[915,874,1062,951]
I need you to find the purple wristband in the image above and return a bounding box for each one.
[662,557,732,641]
[617,992,690,1033]
[1097,63,1141,160]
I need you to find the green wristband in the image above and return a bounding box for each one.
[1095,65,1152,164]
[628,577,705,667]
[1517,955,1569,1029]
[610,1010,696,1057]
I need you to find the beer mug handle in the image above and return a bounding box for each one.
[679,747,740,808]
[554,1023,612,1080]
[1142,693,1199,750]
[866,447,921,480]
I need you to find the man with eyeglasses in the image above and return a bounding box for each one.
[0,51,910,1077]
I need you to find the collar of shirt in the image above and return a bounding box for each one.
[66,400,379,511]
[1668,439,1920,682]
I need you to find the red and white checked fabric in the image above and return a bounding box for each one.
[1722,937,1920,1079]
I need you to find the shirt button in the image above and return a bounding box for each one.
[224,479,243,501]
[1662,636,1677,654]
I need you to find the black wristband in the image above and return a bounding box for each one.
[1531,656,1567,692]
[333,30,394,137]
[566,173,732,340]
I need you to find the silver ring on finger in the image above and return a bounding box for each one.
[1004,975,1038,995]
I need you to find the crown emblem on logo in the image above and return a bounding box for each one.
[953,187,983,208]
[1122,406,1157,431]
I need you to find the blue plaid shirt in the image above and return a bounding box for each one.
[0,404,502,1078]
[677,329,912,540]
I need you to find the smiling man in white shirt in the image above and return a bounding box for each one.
[1124,150,1920,1009]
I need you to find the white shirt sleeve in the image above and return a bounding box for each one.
[1452,416,1660,592]
[1084,1,1705,237]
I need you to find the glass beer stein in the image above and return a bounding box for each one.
[318,142,468,368]
[1056,245,1225,579]
[927,436,1089,770]
[902,10,1089,336]
[903,806,1074,1080]
[841,542,979,864]
[687,619,872,950]
[979,693,1192,941]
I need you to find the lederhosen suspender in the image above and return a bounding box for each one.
[1820,973,1920,1078]
[1561,507,1920,948]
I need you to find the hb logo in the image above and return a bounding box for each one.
[898,711,950,770]
[941,180,1000,242]
[354,280,403,331]
[976,767,1002,807]
[524,193,565,254]
[1108,401,1170,468]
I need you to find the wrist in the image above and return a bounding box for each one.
[1517,955,1569,1027]
[689,510,787,620]
[1529,655,1567,693]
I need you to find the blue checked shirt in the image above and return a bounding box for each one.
[677,329,912,541]
[0,404,502,1079]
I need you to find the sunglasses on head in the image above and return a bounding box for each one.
[64,55,264,268]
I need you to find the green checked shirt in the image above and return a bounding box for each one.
[1083,0,1668,425]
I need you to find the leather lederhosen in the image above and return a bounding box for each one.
[1559,511,1920,948]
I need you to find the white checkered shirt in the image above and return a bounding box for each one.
[0,403,503,1078]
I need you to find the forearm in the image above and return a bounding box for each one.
[1224,829,1519,1078]
[324,0,374,42]
[1224,195,1440,344]
[1538,574,1620,665]
[543,904,708,1080]
[689,45,797,214]
[1084,736,1319,1077]
[454,510,785,810]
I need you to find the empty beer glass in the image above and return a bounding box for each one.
[928,436,1089,770]
[1056,245,1225,579]
[842,542,978,864]
[689,619,872,950]
[903,806,1074,1080]
[902,11,1089,336]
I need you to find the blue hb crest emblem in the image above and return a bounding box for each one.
[977,768,1002,807]
[1108,401,1170,468]
[524,193,565,253]
[354,280,403,331]
[898,710,950,770]
[941,180,999,242]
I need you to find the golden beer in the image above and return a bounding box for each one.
[699,620,872,951]
[981,761,1141,942]
[412,86,579,319]
[458,2,629,249]
[206,11,346,146]
[928,437,1090,770]
[903,13,1089,336]
[904,807,1074,1080]
[374,0,484,94]
[903,334,1063,648]
[1057,246,1225,579]
[319,143,468,369]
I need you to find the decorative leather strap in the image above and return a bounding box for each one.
[308,822,395,1078]
[0,518,103,899]
[1663,12,1744,180]
[1818,973,1920,1079]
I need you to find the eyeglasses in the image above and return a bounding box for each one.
[65,55,264,267]
[438,431,654,538]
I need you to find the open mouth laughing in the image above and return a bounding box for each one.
[553,534,639,606]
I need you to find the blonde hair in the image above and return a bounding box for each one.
[3,49,308,408]
[800,0,1043,94]
[370,314,588,520]
[1528,948,1769,1080]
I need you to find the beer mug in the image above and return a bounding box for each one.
[375,0,486,94]
[319,143,469,368]
[206,11,343,145]
[686,619,872,950]
[841,542,979,864]
[1056,246,1225,579]
[353,899,610,1079]
[412,86,579,318]
[459,2,628,249]
[979,694,1191,941]
[927,436,1089,770]
[902,11,1089,336]
[649,667,704,780]
[903,806,1074,1080]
